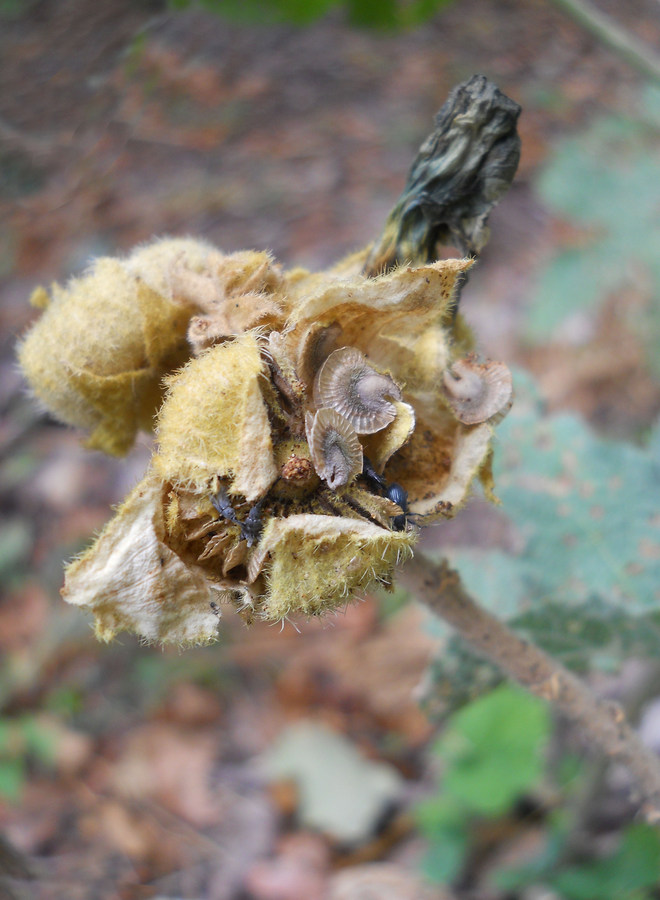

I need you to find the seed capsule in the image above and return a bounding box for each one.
[305,408,363,490]
[442,357,513,424]
[314,346,401,434]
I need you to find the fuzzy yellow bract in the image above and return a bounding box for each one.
[21,237,512,645]
[18,257,195,455]
[253,514,414,620]
[154,333,277,501]
[18,238,287,456]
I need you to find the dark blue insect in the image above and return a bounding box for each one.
[361,455,387,492]
[211,487,264,547]
[240,499,265,547]
[386,483,409,531]
[361,458,411,531]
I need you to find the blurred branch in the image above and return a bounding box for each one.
[557,659,660,862]
[363,75,521,285]
[0,833,34,899]
[400,555,660,823]
[549,0,660,83]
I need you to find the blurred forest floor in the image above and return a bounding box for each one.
[1,0,659,897]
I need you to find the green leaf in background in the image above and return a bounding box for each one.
[170,0,335,26]
[168,0,456,28]
[347,0,398,28]
[495,812,660,897]
[435,685,550,816]
[418,685,550,884]
[419,819,468,885]
[0,758,25,803]
[526,96,660,376]
[431,371,660,706]
[549,823,660,900]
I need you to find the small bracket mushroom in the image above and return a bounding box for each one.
[305,408,364,490]
[314,346,402,434]
[442,356,513,424]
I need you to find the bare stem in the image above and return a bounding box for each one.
[549,0,660,83]
[400,554,660,822]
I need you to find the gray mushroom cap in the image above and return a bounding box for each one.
[442,357,513,424]
[314,346,402,434]
[305,408,363,490]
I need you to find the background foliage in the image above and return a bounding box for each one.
[169,0,456,28]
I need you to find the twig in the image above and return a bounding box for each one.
[549,0,660,83]
[556,663,660,862]
[400,554,660,823]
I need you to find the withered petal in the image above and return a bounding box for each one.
[155,333,278,501]
[255,514,416,620]
[361,401,416,474]
[62,474,221,645]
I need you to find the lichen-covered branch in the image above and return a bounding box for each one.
[400,554,660,822]
[363,75,521,278]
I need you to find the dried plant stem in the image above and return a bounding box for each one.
[400,554,660,822]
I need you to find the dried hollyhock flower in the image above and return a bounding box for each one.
[19,75,521,645]
[42,244,513,645]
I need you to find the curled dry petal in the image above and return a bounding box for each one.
[129,242,286,355]
[283,259,472,391]
[406,422,494,522]
[306,408,363,490]
[442,357,513,424]
[361,401,416,474]
[155,333,278,501]
[62,474,223,645]
[187,291,282,353]
[126,240,283,311]
[17,258,195,456]
[267,331,307,408]
[314,347,402,434]
[296,321,343,389]
[123,236,221,300]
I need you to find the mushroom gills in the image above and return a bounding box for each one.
[442,357,512,424]
[314,346,402,434]
[305,408,363,490]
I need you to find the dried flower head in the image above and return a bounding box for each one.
[20,238,512,644]
[16,75,523,646]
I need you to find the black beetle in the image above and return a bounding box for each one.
[211,487,264,547]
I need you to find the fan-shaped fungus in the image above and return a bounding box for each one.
[305,408,364,490]
[314,347,402,434]
[442,357,513,424]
